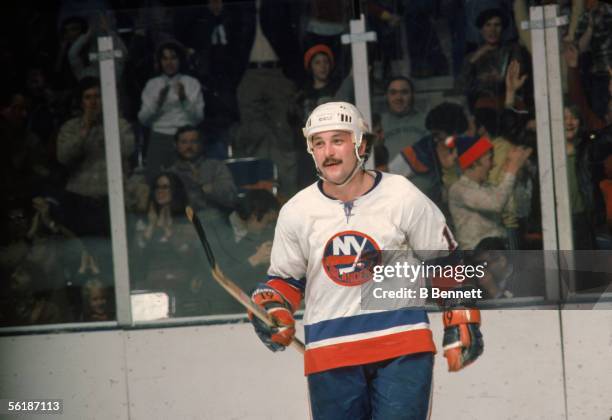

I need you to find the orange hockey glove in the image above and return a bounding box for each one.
[442,308,483,371]
[248,284,296,352]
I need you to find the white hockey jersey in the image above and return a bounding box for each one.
[266,171,456,375]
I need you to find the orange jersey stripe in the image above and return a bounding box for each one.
[401,147,430,173]
[267,279,303,312]
[304,329,436,375]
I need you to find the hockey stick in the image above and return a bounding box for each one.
[185,206,305,354]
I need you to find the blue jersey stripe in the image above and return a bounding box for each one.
[305,309,429,344]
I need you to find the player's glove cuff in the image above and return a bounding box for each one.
[442,308,483,372]
[249,283,296,352]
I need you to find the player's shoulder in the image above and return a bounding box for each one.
[378,171,427,198]
[377,172,446,221]
[272,183,321,236]
[280,183,321,217]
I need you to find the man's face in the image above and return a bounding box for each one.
[386,80,413,115]
[176,130,201,161]
[81,87,101,114]
[481,16,503,45]
[311,130,361,185]
[160,48,179,76]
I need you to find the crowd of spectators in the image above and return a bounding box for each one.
[1,0,611,326]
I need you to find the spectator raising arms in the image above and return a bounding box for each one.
[138,41,204,183]
[133,172,204,316]
[448,135,532,249]
[564,43,612,130]
[67,12,128,82]
[574,0,612,119]
[460,8,530,111]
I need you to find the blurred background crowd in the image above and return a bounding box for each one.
[1,0,611,326]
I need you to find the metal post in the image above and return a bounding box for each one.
[544,5,576,299]
[97,36,132,325]
[342,14,377,168]
[544,5,574,252]
[528,10,571,418]
[529,6,561,301]
[348,15,373,129]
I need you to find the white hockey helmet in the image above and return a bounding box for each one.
[302,102,369,155]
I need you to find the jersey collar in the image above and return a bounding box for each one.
[316,170,383,201]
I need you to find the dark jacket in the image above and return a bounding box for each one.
[232,0,303,83]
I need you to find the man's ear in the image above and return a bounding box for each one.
[358,138,367,155]
[359,135,372,158]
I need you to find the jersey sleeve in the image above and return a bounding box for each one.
[399,184,471,296]
[401,185,457,256]
[266,204,307,312]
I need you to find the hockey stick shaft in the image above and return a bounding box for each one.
[185,206,305,354]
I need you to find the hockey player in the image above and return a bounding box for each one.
[248,102,483,419]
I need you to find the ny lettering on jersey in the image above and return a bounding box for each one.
[322,231,381,287]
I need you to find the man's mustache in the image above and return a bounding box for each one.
[323,158,342,167]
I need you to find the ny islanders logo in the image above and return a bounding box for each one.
[322,231,381,286]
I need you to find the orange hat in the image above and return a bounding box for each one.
[304,44,335,71]
[456,135,494,170]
